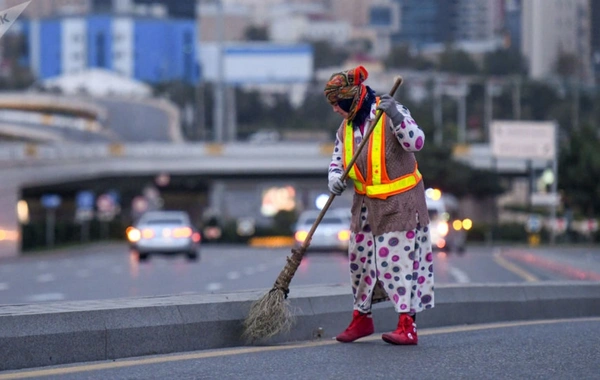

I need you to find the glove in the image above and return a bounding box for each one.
[377,94,404,126]
[328,177,347,195]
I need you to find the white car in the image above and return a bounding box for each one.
[426,191,468,253]
[293,208,351,253]
[127,210,201,261]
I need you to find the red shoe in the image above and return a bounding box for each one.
[335,310,375,343]
[381,313,418,345]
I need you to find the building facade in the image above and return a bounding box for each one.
[19,15,198,84]
[592,0,600,83]
[521,0,593,81]
[504,0,522,50]
[392,0,505,48]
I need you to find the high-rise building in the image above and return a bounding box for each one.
[21,15,198,84]
[90,0,195,18]
[504,0,521,50]
[391,0,454,47]
[592,0,600,82]
[521,0,593,81]
[392,0,503,48]
[133,0,196,19]
[454,0,497,41]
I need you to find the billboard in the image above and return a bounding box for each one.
[490,120,556,160]
[199,42,313,84]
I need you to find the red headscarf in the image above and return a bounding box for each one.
[323,65,369,121]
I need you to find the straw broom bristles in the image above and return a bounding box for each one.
[242,248,303,342]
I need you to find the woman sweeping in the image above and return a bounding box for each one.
[324,65,434,345]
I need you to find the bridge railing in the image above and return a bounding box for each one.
[0,141,551,174]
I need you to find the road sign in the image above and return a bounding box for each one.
[553,218,567,233]
[588,219,598,233]
[40,194,61,209]
[97,193,118,222]
[97,193,116,213]
[75,191,94,210]
[132,196,148,214]
[491,121,556,160]
[525,215,542,233]
[531,192,561,207]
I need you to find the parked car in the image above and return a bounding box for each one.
[293,208,351,253]
[426,190,469,254]
[126,210,201,261]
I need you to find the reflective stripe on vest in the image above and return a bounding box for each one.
[343,99,422,200]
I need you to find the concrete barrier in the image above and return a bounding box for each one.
[1,281,600,371]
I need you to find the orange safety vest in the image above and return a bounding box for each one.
[343,99,422,200]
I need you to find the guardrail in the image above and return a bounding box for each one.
[0,109,102,133]
[0,141,554,175]
[0,142,335,164]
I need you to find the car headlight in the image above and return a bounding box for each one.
[462,218,473,230]
[337,230,351,241]
[295,230,308,243]
[126,227,141,243]
[141,229,155,239]
[437,221,449,237]
[452,220,462,231]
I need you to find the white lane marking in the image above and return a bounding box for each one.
[0,282,8,291]
[36,273,56,283]
[206,282,222,291]
[243,267,255,276]
[448,266,470,283]
[26,293,65,302]
[226,271,240,280]
[76,269,91,278]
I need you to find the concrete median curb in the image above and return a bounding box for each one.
[1,281,600,371]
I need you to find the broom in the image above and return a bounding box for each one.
[242,76,404,342]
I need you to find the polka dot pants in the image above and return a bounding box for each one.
[349,205,434,314]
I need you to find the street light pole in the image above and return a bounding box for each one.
[213,0,225,143]
[457,91,467,144]
[484,79,493,141]
[512,76,521,120]
[433,78,443,146]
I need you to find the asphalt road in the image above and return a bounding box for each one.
[2,318,598,380]
[1,243,599,305]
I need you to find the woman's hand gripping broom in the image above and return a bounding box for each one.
[242,76,404,342]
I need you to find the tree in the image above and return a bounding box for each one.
[416,145,505,198]
[385,44,434,70]
[555,52,580,78]
[311,41,350,69]
[483,49,525,76]
[437,46,480,74]
[520,81,560,120]
[558,124,600,216]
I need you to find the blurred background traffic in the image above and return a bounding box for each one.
[0,0,599,303]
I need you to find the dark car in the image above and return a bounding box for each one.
[127,210,201,262]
